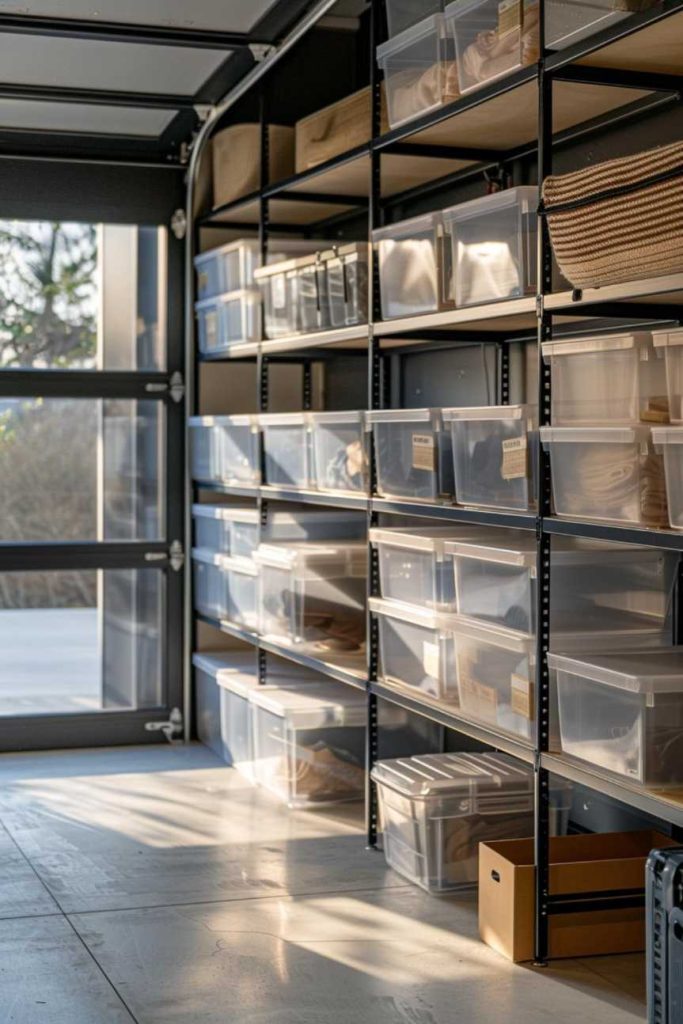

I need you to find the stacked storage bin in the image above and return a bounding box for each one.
[653,329,683,531]
[261,412,370,496]
[193,240,261,355]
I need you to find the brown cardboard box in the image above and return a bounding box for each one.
[479,830,677,962]
[295,87,387,173]
[212,123,294,208]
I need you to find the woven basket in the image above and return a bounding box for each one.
[542,139,683,290]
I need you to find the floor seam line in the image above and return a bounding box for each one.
[64,914,142,1024]
[0,817,64,914]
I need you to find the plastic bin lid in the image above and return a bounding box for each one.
[653,329,683,348]
[451,614,537,652]
[188,414,257,428]
[325,242,368,263]
[445,533,537,568]
[371,752,533,800]
[259,412,311,427]
[550,612,670,654]
[539,425,653,444]
[191,546,231,567]
[376,13,443,63]
[372,210,442,243]
[192,503,257,522]
[652,427,683,445]
[369,595,456,630]
[310,410,365,425]
[195,288,260,312]
[249,681,367,728]
[547,648,683,694]
[228,556,258,578]
[542,332,653,358]
[442,186,537,223]
[442,404,536,424]
[366,407,442,424]
[192,651,326,696]
[370,526,492,555]
[194,239,261,266]
[254,541,368,576]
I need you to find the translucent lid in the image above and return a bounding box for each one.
[260,412,311,428]
[194,288,260,313]
[366,407,442,425]
[192,503,257,523]
[376,13,443,62]
[370,526,487,555]
[451,614,537,654]
[255,541,368,576]
[249,681,366,727]
[310,410,365,426]
[371,752,533,800]
[191,546,231,568]
[192,652,263,698]
[540,425,653,445]
[372,211,442,243]
[442,186,538,224]
[548,649,683,694]
[550,612,670,653]
[653,329,683,349]
[188,414,257,428]
[543,332,652,358]
[652,427,683,445]
[194,238,260,266]
[325,242,368,264]
[445,533,537,569]
[254,247,326,279]
[227,557,258,578]
[443,404,536,424]
[369,595,453,631]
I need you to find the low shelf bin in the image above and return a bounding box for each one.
[368,408,454,502]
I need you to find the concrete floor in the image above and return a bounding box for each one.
[0,744,646,1023]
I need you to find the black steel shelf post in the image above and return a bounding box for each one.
[256,86,271,684]
[534,44,553,967]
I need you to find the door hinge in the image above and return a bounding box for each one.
[144,707,184,743]
[169,540,185,572]
[171,208,187,240]
[169,371,185,403]
[249,42,276,62]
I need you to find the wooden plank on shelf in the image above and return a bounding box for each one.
[578,7,683,74]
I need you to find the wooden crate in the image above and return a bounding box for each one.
[212,123,294,208]
[295,86,387,173]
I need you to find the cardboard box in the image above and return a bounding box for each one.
[479,830,676,962]
[295,87,387,173]
[212,123,294,208]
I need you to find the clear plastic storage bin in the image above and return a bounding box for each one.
[373,212,449,319]
[194,239,261,300]
[193,652,261,775]
[255,542,368,654]
[188,415,260,487]
[444,405,537,511]
[371,597,459,703]
[310,411,369,494]
[373,753,570,892]
[297,254,330,333]
[192,547,231,620]
[545,0,658,51]
[192,504,240,553]
[654,329,683,423]
[254,256,301,340]
[326,243,369,327]
[261,412,312,489]
[377,14,458,130]
[368,408,455,502]
[250,682,367,807]
[228,558,259,629]
[653,427,683,530]
[541,425,669,527]
[444,187,537,308]
[445,0,540,95]
[447,533,537,634]
[454,618,536,741]
[228,508,366,562]
[195,290,261,355]
[550,649,683,788]
[543,332,668,426]
[385,0,443,38]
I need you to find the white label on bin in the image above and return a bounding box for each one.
[412,434,436,471]
[272,274,287,310]
[499,0,522,37]
[501,436,528,481]
[511,674,534,720]
[423,641,440,679]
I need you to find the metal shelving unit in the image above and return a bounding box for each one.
[186,0,683,971]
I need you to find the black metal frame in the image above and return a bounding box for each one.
[185,0,683,973]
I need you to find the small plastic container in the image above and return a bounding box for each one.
[228,558,259,630]
[192,504,239,552]
[370,597,458,703]
[543,332,668,426]
[372,753,568,893]
[453,618,536,742]
[541,425,669,527]
[544,0,657,51]
[550,649,683,788]
[194,239,261,300]
[188,415,261,488]
[368,408,455,502]
[377,14,458,130]
[255,542,368,654]
[654,329,683,423]
[447,532,538,634]
[254,256,301,340]
[445,0,540,95]
[444,186,537,308]
[653,427,683,531]
[297,253,330,333]
[326,243,369,328]
[309,411,369,495]
[370,526,486,611]
[260,412,313,490]
[373,212,450,319]
[385,0,443,38]
[249,682,367,807]
[228,508,366,562]
[195,290,261,355]
[444,405,537,512]
[193,652,261,775]
[192,547,231,621]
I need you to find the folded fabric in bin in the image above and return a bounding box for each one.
[542,139,683,290]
